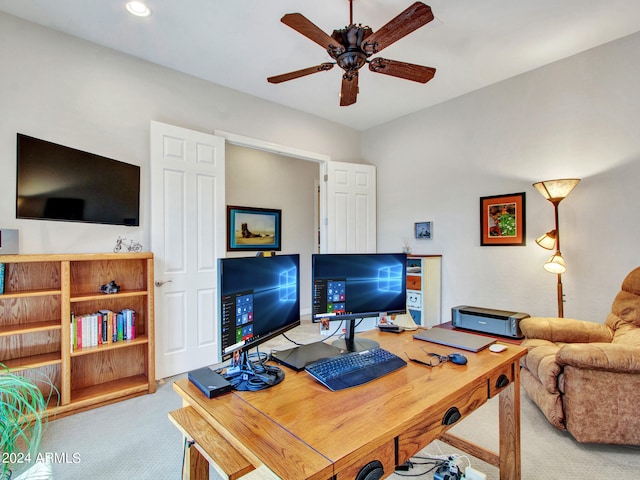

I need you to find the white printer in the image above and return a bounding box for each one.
[451,305,528,339]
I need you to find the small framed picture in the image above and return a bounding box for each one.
[227,205,282,251]
[415,221,432,239]
[480,192,526,246]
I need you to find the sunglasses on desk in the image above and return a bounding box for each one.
[405,350,450,367]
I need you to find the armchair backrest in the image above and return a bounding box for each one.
[607,266,640,346]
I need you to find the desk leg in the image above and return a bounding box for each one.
[498,365,521,480]
[182,442,209,480]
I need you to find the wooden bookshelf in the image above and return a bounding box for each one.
[0,253,155,419]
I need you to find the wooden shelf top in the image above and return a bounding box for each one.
[70,289,148,303]
[70,374,149,405]
[70,335,149,356]
[0,252,153,263]
[0,320,62,337]
[2,352,62,372]
[0,289,61,299]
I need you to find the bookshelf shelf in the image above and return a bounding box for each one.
[0,253,156,418]
[70,374,150,406]
[70,335,149,357]
[70,290,148,303]
[0,320,61,336]
[2,352,62,371]
[0,289,61,299]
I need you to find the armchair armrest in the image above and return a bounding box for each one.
[520,317,613,344]
[557,343,640,373]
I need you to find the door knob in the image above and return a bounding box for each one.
[155,280,173,287]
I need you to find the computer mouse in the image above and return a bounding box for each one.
[448,353,467,365]
[489,344,508,353]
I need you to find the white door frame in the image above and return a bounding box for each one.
[214,130,331,253]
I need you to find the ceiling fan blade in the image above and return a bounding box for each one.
[368,58,435,83]
[340,73,359,106]
[281,13,345,55]
[363,2,434,55]
[268,63,335,84]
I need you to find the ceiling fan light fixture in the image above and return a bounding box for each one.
[269,1,436,106]
[126,1,152,17]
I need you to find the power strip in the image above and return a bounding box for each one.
[464,466,487,480]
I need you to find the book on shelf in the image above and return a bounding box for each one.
[0,262,4,294]
[116,312,124,341]
[71,308,137,352]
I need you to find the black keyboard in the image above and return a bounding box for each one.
[304,347,407,391]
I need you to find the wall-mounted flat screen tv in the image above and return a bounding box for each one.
[16,134,140,226]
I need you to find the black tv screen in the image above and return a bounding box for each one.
[16,133,140,226]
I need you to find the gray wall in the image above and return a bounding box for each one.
[3,10,639,325]
[225,144,319,313]
[0,12,360,254]
[363,32,640,323]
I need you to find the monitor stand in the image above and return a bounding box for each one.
[331,318,380,353]
[271,341,342,371]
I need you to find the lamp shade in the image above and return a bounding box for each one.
[544,252,566,274]
[536,230,557,250]
[532,179,580,202]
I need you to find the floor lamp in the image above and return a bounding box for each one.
[532,178,580,318]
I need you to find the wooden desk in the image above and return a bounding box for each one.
[172,329,527,480]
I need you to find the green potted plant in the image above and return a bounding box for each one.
[0,364,56,480]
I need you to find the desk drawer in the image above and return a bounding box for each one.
[335,439,395,480]
[488,363,515,398]
[406,275,422,291]
[407,291,422,309]
[397,381,487,463]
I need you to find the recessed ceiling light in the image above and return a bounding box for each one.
[126,1,151,17]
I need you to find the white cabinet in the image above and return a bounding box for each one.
[406,255,442,327]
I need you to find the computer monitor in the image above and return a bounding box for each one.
[219,254,301,362]
[312,253,407,352]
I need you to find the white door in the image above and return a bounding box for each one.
[150,121,225,379]
[326,161,377,253]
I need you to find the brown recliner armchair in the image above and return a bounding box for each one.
[519,266,640,445]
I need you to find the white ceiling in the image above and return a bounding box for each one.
[2,0,640,131]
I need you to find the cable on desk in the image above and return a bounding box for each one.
[224,347,285,391]
[328,320,347,340]
[282,332,303,346]
[393,453,470,479]
[393,457,443,477]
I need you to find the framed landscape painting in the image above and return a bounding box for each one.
[480,192,526,246]
[227,206,281,251]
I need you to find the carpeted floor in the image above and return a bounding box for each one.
[33,322,639,479]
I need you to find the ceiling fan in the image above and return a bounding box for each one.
[267,1,436,106]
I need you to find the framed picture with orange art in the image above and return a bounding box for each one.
[479,192,526,246]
